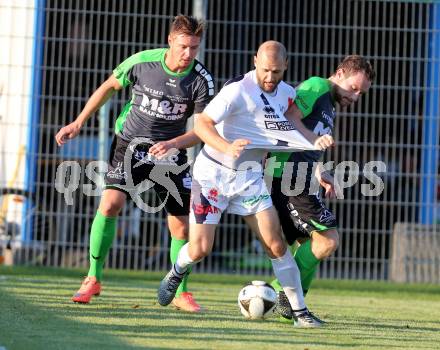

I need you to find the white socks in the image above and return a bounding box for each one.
[271,249,306,310]
[174,243,195,274]
[176,244,306,311]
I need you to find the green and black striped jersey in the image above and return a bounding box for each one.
[113,48,214,142]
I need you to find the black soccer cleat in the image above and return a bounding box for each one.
[274,290,294,320]
[157,266,186,306]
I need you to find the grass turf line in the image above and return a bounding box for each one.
[0,266,439,350]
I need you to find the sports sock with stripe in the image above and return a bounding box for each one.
[175,242,197,274]
[170,237,192,297]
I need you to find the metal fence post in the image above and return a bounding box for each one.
[187,0,208,164]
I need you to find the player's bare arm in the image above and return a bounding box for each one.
[55,74,122,146]
[194,112,250,158]
[285,102,335,151]
[149,129,201,157]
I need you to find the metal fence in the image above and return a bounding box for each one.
[1,0,439,282]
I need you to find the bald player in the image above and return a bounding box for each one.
[157,41,333,328]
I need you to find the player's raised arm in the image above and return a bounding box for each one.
[285,102,335,151]
[55,74,122,146]
[194,112,250,158]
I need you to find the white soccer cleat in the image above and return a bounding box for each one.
[293,309,325,328]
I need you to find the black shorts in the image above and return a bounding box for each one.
[104,135,191,216]
[270,176,337,245]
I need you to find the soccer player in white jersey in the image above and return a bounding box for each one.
[157,41,333,327]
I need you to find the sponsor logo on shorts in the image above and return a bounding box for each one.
[193,204,220,215]
[126,137,190,213]
[182,173,192,189]
[208,188,219,202]
[319,209,335,224]
[132,148,179,165]
[287,203,310,234]
[107,162,127,180]
[241,194,270,207]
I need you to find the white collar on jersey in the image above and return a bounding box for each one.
[250,70,279,97]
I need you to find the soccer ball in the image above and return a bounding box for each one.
[237,280,277,319]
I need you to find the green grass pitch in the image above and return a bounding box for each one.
[0,266,439,349]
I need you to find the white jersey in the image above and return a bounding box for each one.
[202,70,317,168]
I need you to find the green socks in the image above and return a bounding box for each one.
[294,239,320,295]
[87,211,117,281]
[87,214,191,296]
[170,237,190,297]
[271,239,320,296]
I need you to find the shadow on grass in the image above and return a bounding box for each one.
[2,266,440,350]
[3,266,440,295]
[0,282,151,350]
[336,319,440,333]
[0,273,357,350]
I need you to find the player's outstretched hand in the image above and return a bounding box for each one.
[55,121,82,146]
[227,139,251,158]
[314,134,334,150]
[149,141,178,159]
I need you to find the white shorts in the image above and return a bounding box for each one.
[190,152,273,224]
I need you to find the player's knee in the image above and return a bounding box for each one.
[190,245,210,261]
[323,236,339,257]
[188,239,212,261]
[170,226,189,240]
[315,232,339,258]
[199,244,212,258]
[99,201,123,216]
[269,239,287,258]
[331,234,339,252]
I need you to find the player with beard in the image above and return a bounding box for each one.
[157,41,333,328]
[266,55,375,320]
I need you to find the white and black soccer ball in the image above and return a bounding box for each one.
[237,280,277,319]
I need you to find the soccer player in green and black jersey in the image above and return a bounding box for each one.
[56,15,214,312]
[266,55,375,320]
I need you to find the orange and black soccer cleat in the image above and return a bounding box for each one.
[172,292,202,313]
[71,276,101,303]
